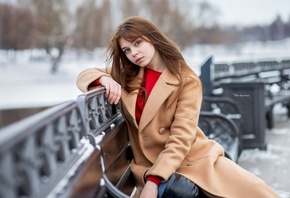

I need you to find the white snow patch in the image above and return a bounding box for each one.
[1,39,290,109]
[267,128,289,135]
[275,189,290,198]
[238,148,279,162]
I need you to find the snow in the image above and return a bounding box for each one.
[0,49,106,109]
[1,39,290,110]
[238,132,290,197]
[183,38,290,69]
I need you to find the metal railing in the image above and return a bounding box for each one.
[0,88,122,198]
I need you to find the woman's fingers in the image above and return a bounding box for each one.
[111,83,121,104]
[115,84,122,104]
[107,83,121,104]
[99,76,121,104]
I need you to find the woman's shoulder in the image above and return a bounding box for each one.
[181,67,201,84]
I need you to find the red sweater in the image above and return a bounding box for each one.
[135,68,161,124]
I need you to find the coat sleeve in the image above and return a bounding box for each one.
[76,67,112,92]
[145,75,203,181]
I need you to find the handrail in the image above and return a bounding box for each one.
[76,87,119,146]
[0,86,133,198]
[0,101,94,198]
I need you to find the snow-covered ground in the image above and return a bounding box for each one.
[1,39,290,109]
[183,38,290,75]
[0,49,106,109]
[238,113,290,198]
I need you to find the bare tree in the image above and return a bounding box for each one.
[29,0,74,73]
[269,15,285,40]
[0,4,34,49]
[121,0,139,19]
[0,4,15,49]
[115,0,219,49]
[0,0,227,59]
[73,0,112,49]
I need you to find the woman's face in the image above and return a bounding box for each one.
[119,36,156,68]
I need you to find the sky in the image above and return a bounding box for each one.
[206,0,290,26]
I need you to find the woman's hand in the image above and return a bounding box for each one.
[99,76,121,105]
[139,181,158,198]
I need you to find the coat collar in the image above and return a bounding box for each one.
[121,67,179,130]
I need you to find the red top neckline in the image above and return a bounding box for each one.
[135,68,162,124]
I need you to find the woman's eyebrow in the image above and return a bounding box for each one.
[121,46,128,51]
[121,37,140,50]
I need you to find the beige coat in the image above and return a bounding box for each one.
[77,67,280,198]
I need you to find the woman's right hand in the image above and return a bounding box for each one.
[139,181,158,198]
[99,76,121,105]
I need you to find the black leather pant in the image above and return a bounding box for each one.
[159,173,209,198]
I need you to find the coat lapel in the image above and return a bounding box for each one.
[138,68,179,132]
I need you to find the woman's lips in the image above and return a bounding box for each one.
[136,57,143,64]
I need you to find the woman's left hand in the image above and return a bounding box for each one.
[98,76,121,104]
[139,181,158,198]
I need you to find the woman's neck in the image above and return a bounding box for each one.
[146,51,166,72]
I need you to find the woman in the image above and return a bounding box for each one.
[76,16,280,198]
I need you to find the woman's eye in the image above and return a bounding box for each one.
[135,40,141,46]
[123,48,130,54]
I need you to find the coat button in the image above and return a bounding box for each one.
[159,128,166,134]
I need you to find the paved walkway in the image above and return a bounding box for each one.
[238,109,290,198]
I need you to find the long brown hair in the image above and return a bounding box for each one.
[106,16,194,94]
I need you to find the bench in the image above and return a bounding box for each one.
[201,57,290,128]
[75,87,135,198]
[74,88,240,197]
[199,111,240,162]
[200,56,290,149]
[201,96,242,159]
[75,88,240,196]
[202,96,242,128]
[0,87,240,197]
[220,59,290,129]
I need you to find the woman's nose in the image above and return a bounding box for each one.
[132,49,138,57]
